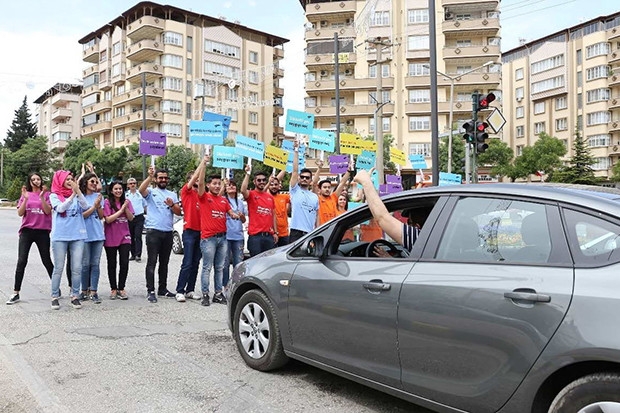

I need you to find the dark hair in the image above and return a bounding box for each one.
[79,172,98,193]
[253,171,267,179]
[206,174,221,184]
[186,170,195,181]
[300,168,313,176]
[155,168,169,178]
[107,181,126,212]
[226,180,238,197]
[25,172,42,192]
[318,179,331,189]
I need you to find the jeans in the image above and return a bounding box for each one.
[105,244,131,291]
[175,229,201,294]
[51,240,84,298]
[223,239,244,288]
[276,236,290,248]
[129,214,145,258]
[289,229,308,244]
[200,235,227,294]
[81,240,104,292]
[247,233,275,257]
[145,229,173,294]
[13,228,54,291]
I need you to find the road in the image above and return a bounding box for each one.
[0,208,433,413]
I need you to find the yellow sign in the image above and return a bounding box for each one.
[263,145,289,170]
[334,53,349,63]
[339,133,362,155]
[360,140,377,152]
[390,147,407,166]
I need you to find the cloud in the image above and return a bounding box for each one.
[248,0,256,6]
[280,27,306,120]
[223,1,232,8]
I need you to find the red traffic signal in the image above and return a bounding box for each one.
[478,93,496,110]
[476,121,489,132]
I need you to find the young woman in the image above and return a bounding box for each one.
[79,164,105,304]
[336,194,348,216]
[222,179,247,289]
[6,173,54,304]
[103,181,134,300]
[49,169,88,310]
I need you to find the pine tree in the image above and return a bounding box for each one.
[5,96,37,152]
[551,128,596,184]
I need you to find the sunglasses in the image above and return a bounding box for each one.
[88,179,98,184]
[128,182,136,185]
[299,175,312,180]
[255,178,267,183]
[157,177,169,181]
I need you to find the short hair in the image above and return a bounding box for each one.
[155,168,168,178]
[318,179,331,189]
[253,171,267,179]
[186,170,195,181]
[206,174,221,184]
[299,168,312,176]
[127,177,137,184]
[269,176,280,184]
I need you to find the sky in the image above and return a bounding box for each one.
[0,0,619,144]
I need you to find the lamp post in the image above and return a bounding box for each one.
[428,61,494,173]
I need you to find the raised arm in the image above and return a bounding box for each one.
[188,155,209,191]
[139,166,154,198]
[290,140,300,189]
[312,158,323,194]
[240,163,251,200]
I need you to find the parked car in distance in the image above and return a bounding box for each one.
[227,183,620,413]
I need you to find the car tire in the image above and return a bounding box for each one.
[233,289,288,371]
[172,232,183,254]
[549,373,620,413]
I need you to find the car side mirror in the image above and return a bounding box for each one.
[304,236,325,258]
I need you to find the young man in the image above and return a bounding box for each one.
[139,166,181,303]
[197,159,239,306]
[288,140,319,243]
[125,177,146,262]
[241,167,278,256]
[314,159,352,227]
[268,172,290,247]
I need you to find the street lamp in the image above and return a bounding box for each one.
[427,61,494,173]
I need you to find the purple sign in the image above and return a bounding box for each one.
[386,174,402,185]
[139,131,166,156]
[388,183,403,194]
[379,184,389,197]
[329,154,349,174]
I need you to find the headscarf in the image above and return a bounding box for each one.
[51,170,73,202]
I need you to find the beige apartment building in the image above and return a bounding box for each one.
[502,12,620,179]
[299,0,501,176]
[34,83,83,151]
[78,1,287,150]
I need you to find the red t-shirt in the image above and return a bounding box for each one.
[246,190,275,235]
[198,192,230,239]
[181,185,201,231]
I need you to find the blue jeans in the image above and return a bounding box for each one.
[247,233,275,257]
[176,229,201,294]
[81,240,104,292]
[51,240,84,298]
[200,235,227,294]
[223,239,244,288]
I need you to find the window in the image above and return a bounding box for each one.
[588,134,610,147]
[556,96,568,110]
[578,93,583,109]
[516,106,524,118]
[52,132,71,143]
[187,58,192,75]
[111,63,121,77]
[408,116,430,131]
[381,64,390,78]
[515,87,524,100]
[563,209,620,266]
[163,32,183,46]
[162,100,182,114]
[249,71,259,84]
[408,35,429,50]
[534,122,546,134]
[408,63,430,76]
[186,103,192,119]
[382,117,390,132]
[534,102,545,114]
[456,39,472,47]
[115,128,124,142]
[577,71,583,88]
[516,145,524,155]
[556,118,568,131]
[83,74,99,88]
[249,51,258,64]
[187,36,193,52]
[407,9,429,23]
[161,54,182,69]
[515,68,524,80]
[226,88,238,101]
[205,40,240,58]
[370,11,390,26]
[249,132,258,140]
[249,112,258,124]
[249,92,259,102]
[225,108,238,121]
[408,89,430,103]
[115,84,125,95]
[592,157,611,170]
[369,65,377,78]
[115,107,125,117]
[305,97,317,107]
[104,91,112,101]
[161,123,182,137]
[586,88,611,103]
[531,54,564,74]
[586,65,609,81]
[161,77,183,91]
[99,49,107,63]
[516,126,525,137]
[576,49,582,65]
[532,76,564,93]
[586,111,611,126]
[330,97,345,106]
[586,42,610,58]
[82,94,98,107]
[409,143,431,157]
[205,62,239,79]
[112,42,122,56]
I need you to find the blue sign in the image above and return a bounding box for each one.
[235,135,265,161]
[285,109,314,135]
[202,112,231,138]
[189,120,224,145]
[438,172,462,186]
[282,140,306,173]
[355,150,376,171]
[309,129,335,152]
[409,154,428,170]
[212,146,244,169]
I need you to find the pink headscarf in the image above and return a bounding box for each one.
[51,170,73,202]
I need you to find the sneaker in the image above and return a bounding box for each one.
[110,290,117,300]
[128,256,136,261]
[79,291,89,301]
[175,293,186,302]
[212,292,227,305]
[157,290,175,298]
[201,296,211,306]
[147,291,157,303]
[118,290,128,300]
[185,291,202,300]
[135,256,141,262]
[51,298,60,310]
[6,293,20,305]
[71,298,82,309]
[90,293,102,304]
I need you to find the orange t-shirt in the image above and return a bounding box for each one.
[273,193,290,237]
[318,193,338,226]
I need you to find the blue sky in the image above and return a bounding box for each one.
[0,0,618,142]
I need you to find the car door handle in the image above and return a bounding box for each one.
[363,281,391,291]
[504,290,551,303]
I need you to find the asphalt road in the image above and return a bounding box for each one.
[0,208,433,413]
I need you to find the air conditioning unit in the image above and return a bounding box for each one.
[346,120,354,126]
[345,18,353,25]
[320,70,328,76]
[320,21,328,28]
[516,97,523,102]
[344,69,352,75]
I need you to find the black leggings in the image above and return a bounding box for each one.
[13,228,54,291]
[105,244,131,291]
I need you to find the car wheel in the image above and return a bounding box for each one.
[172,232,183,254]
[233,289,288,371]
[549,373,620,413]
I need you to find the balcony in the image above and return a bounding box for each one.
[126,15,164,42]
[112,86,163,106]
[112,111,162,128]
[52,123,73,135]
[81,121,112,137]
[274,126,284,135]
[442,0,500,8]
[610,74,620,87]
[273,67,284,78]
[111,73,126,84]
[610,50,620,64]
[82,43,99,63]
[610,97,620,111]
[405,100,474,115]
[51,108,72,121]
[610,120,620,132]
[305,52,357,70]
[430,71,501,89]
[311,103,395,118]
[50,139,70,150]
[83,64,99,78]
[82,100,112,115]
[443,44,501,61]
[51,93,79,106]
[274,87,284,97]
[442,17,500,36]
[305,76,395,94]
[126,62,163,83]
[609,27,620,42]
[305,25,356,41]
[273,106,284,116]
[126,39,163,63]
[274,47,284,60]
[305,1,355,20]
[81,84,99,97]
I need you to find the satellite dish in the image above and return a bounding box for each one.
[228,79,237,89]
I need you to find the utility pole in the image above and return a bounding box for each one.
[429,0,439,186]
[141,72,147,179]
[334,32,341,152]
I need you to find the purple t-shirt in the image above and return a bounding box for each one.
[18,192,52,233]
[103,199,134,247]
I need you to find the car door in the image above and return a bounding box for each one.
[398,195,574,413]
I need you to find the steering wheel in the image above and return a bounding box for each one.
[366,239,400,258]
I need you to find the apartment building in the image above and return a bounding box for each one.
[502,12,620,179]
[299,0,501,175]
[34,83,83,151]
[78,1,287,150]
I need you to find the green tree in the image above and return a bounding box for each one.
[92,146,129,186]
[549,128,596,184]
[5,96,37,152]
[477,139,514,180]
[156,144,199,191]
[362,134,395,173]
[439,135,466,174]
[4,136,54,185]
[123,143,146,180]
[62,139,99,173]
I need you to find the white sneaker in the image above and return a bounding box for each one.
[185,291,202,300]
[175,293,186,302]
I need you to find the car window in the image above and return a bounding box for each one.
[436,197,552,264]
[563,208,620,266]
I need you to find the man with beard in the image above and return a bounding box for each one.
[139,166,181,303]
[241,167,277,257]
[313,159,352,227]
[289,140,319,243]
[268,171,290,247]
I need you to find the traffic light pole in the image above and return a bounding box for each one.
[471,92,479,184]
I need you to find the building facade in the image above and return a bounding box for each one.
[502,13,620,179]
[78,1,287,150]
[299,0,502,175]
[34,84,83,151]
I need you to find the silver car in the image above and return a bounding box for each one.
[227,183,620,413]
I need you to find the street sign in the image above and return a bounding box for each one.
[487,108,506,134]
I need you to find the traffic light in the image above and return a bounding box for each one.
[478,93,496,111]
[475,121,489,154]
[462,120,476,144]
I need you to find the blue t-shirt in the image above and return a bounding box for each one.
[225,196,247,241]
[82,192,105,242]
[289,184,319,233]
[49,194,88,242]
[144,187,179,232]
[126,190,146,215]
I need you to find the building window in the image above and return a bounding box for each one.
[586,65,609,81]
[534,102,545,114]
[516,126,524,137]
[576,49,582,65]
[249,71,259,84]
[330,97,345,106]
[534,122,546,134]
[370,11,390,26]
[516,145,523,156]
[187,36,193,52]
[163,32,183,46]
[382,117,390,132]
[515,87,524,100]
[187,58,192,75]
[205,62,239,79]
[83,73,99,88]
[456,39,472,47]
[161,54,183,69]
[161,77,183,91]
[249,132,258,140]
[586,111,611,126]
[161,123,182,137]
[115,84,125,95]
[249,112,258,124]
[225,108,238,121]
[249,92,259,102]
[368,91,390,104]
[515,68,524,80]
[381,64,390,78]
[408,116,430,131]
[586,42,610,59]
[115,107,125,117]
[305,97,316,107]
[82,94,98,107]
[516,106,524,118]
[555,118,568,131]
[409,143,431,157]
[226,88,239,101]
[532,76,564,93]
[586,88,611,103]
[369,65,377,78]
[162,100,182,114]
[407,9,429,24]
[186,103,192,119]
[592,157,611,170]
[531,54,564,74]
[588,134,610,147]
[115,128,124,142]
[408,63,430,76]
[249,51,258,64]
[99,49,107,63]
[205,40,240,58]
[407,35,429,50]
[112,42,122,56]
[556,96,568,110]
[408,89,430,103]
[577,71,583,88]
